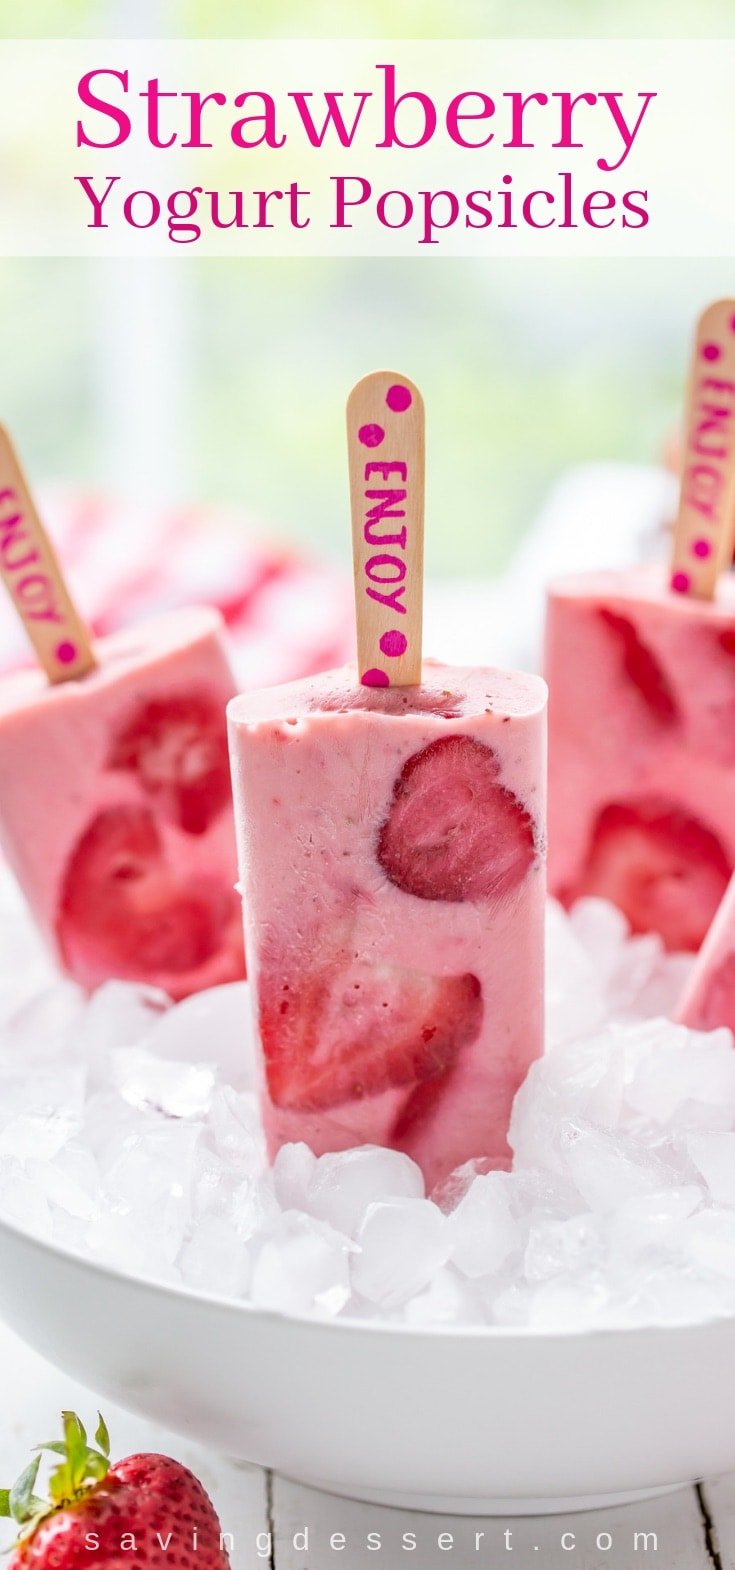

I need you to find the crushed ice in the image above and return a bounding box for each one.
[4,868,735,1331]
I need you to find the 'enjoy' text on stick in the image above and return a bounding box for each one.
[0,426,96,683]
[347,371,424,687]
[670,299,735,600]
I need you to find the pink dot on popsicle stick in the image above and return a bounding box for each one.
[671,571,691,593]
[692,537,712,558]
[55,641,77,664]
[380,629,408,657]
[358,423,385,448]
[386,384,412,413]
[702,342,721,361]
[361,668,390,687]
[731,315,735,334]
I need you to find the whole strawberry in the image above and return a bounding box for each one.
[0,1412,231,1570]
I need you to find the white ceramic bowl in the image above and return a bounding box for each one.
[1,1211,735,1514]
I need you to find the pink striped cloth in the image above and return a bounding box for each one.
[0,490,353,687]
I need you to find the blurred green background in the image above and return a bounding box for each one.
[0,0,732,575]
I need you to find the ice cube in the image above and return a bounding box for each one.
[615,938,674,1019]
[526,1272,612,1331]
[562,899,691,1029]
[432,1157,498,1213]
[0,1111,78,1162]
[80,1091,156,1166]
[688,1133,735,1207]
[569,896,630,982]
[561,1123,677,1211]
[0,1064,85,1161]
[209,1086,266,1170]
[633,952,693,1021]
[26,1146,100,1221]
[608,1186,704,1263]
[524,1214,602,1284]
[614,1268,726,1328]
[111,1047,215,1119]
[680,1210,735,1280]
[307,1146,424,1238]
[86,1208,180,1283]
[141,982,255,1088]
[626,1026,735,1131]
[545,898,607,1046]
[249,1212,352,1316]
[192,1147,240,1222]
[510,1031,625,1174]
[449,1173,521,1279]
[75,981,169,1066]
[0,1157,52,1239]
[231,1174,280,1241]
[179,1217,251,1299]
[101,1123,201,1262]
[52,1212,93,1253]
[272,1142,317,1212]
[509,1167,582,1221]
[402,1266,486,1327]
[352,1198,451,1308]
[491,1281,535,1327]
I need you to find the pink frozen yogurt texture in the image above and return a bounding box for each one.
[0,606,244,999]
[546,563,735,952]
[227,659,547,1190]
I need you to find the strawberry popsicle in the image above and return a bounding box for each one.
[227,660,547,1188]
[0,427,244,999]
[0,605,244,998]
[676,871,735,1032]
[546,300,735,952]
[546,565,735,950]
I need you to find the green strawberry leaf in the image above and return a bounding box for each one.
[2,1410,112,1547]
[10,1456,41,1524]
[83,1451,108,1481]
[63,1414,86,1445]
[62,1413,88,1491]
[95,1415,110,1459]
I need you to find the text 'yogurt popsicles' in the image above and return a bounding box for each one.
[546,300,735,951]
[0,428,244,999]
[228,372,547,1188]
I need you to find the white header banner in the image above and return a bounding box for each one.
[1,38,732,255]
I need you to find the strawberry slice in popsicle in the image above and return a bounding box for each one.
[0,608,244,999]
[57,801,241,998]
[108,693,232,836]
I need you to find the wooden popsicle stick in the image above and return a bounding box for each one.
[670,299,735,599]
[347,371,424,687]
[0,426,96,682]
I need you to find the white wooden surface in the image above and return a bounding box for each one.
[0,1320,727,1570]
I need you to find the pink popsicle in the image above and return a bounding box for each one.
[0,607,244,999]
[545,564,735,951]
[227,659,547,1189]
[677,872,735,1032]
